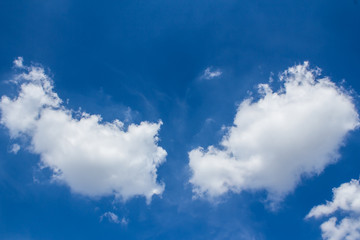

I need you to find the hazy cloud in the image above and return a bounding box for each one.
[100,212,128,225]
[201,67,222,80]
[10,144,20,154]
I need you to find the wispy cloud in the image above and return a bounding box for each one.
[100,212,128,225]
[13,56,24,68]
[10,144,20,154]
[201,67,222,80]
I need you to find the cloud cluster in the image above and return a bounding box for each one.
[0,57,167,202]
[189,62,358,200]
[307,179,360,240]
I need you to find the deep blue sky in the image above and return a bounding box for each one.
[0,0,360,239]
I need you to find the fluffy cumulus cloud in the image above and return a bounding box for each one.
[189,62,358,200]
[306,179,360,240]
[0,57,167,202]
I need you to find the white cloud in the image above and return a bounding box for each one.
[201,67,222,80]
[120,217,129,225]
[306,179,360,240]
[189,62,358,201]
[13,56,24,68]
[0,57,167,202]
[320,217,360,240]
[307,179,360,218]
[100,212,121,224]
[10,144,20,154]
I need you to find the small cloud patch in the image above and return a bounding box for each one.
[201,67,222,80]
[10,144,20,154]
[100,212,128,225]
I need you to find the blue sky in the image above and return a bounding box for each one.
[0,1,360,239]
